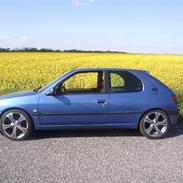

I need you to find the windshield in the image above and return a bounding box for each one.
[36,70,72,93]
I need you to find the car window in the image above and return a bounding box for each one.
[56,71,105,95]
[109,71,142,93]
[64,72,98,90]
[110,73,125,88]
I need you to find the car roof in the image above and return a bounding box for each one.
[72,68,146,73]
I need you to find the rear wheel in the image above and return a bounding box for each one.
[139,110,170,139]
[0,109,32,141]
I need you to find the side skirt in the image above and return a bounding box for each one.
[35,123,138,130]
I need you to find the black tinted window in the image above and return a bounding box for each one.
[109,71,142,93]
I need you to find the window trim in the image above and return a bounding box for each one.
[54,70,108,96]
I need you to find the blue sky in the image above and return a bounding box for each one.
[0,0,183,54]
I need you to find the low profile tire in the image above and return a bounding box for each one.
[0,109,32,141]
[139,110,170,139]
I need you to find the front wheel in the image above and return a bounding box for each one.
[0,109,32,141]
[139,110,170,139]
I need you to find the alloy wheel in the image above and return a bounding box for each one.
[143,111,168,138]
[2,112,29,139]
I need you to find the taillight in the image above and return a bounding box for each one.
[172,95,177,103]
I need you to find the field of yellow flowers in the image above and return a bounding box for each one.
[0,52,183,117]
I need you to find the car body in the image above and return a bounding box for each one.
[0,68,180,140]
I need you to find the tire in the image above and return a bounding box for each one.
[0,109,32,141]
[139,110,170,139]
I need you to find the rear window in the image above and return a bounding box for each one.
[109,71,143,93]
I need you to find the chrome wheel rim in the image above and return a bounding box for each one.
[143,111,168,137]
[2,112,28,139]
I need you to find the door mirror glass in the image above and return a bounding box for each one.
[46,88,55,96]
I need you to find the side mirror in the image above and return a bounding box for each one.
[46,88,55,96]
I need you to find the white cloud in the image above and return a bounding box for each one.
[0,36,11,40]
[21,36,28,40]
[167,44,174,48]
[72,0,95,5]
[0,35,30,48]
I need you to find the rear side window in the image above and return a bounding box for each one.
[109,71,143,93]
[110,73,125,88]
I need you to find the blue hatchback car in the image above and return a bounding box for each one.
[0,68,180,140]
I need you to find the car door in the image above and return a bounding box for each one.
[38,71,109,126]
[107,71,144,125]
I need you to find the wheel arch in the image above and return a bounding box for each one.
[138,108,170,129]
[0,107,35,129]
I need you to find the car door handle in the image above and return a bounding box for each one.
[97,100,106,104]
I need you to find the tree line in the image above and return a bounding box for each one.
[0,47,127,53]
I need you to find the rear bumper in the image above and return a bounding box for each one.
[167,108,180,125]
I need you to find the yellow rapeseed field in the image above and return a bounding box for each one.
[0,52,183,113]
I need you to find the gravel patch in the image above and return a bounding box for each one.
[1,125,183,183]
